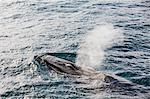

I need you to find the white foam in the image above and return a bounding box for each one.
[76,23,123,68]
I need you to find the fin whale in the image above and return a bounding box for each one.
[33,53,123,83]
[33,53,150,98]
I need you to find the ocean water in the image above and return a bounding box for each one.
[0,0,150,98]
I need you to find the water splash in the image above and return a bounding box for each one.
[76,24,123,68]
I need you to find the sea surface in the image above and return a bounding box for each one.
[0,0,150,98]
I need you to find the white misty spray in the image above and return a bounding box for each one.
[76,24,123,68]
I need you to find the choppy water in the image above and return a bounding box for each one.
[0,0,150,98]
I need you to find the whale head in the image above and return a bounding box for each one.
[33,54,83,75]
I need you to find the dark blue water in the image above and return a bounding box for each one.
[0,0,150,98]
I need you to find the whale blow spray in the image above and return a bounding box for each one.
[76,24,123,68]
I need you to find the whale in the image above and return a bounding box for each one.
[33,53,128,83]
[32,53,150,98]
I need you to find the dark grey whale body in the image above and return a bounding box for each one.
[33,53,150,98]
[33,53,118,83]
